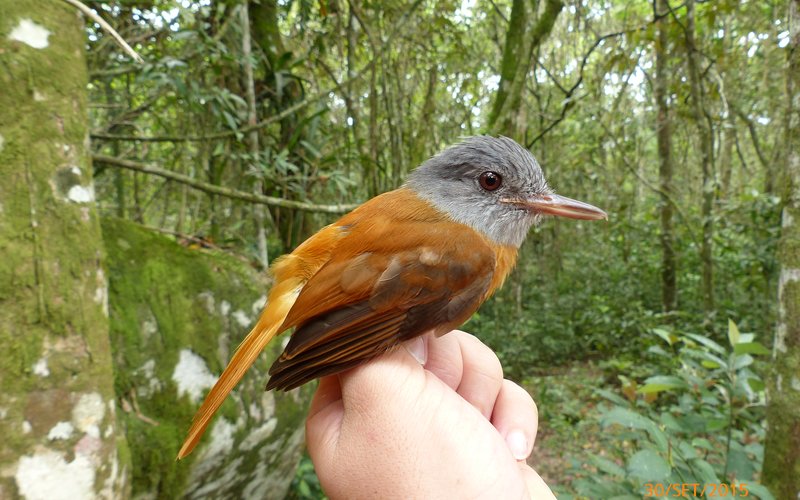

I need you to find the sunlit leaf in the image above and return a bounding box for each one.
[727,319,740,347]
[651,328,676,346]
[684,333,727,355]
[638,376,689,394]
[733,342,771,356]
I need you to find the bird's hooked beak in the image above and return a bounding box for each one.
[502,193,607,220]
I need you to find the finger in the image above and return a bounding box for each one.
[308,374,343,420]
[422,331,464,390]
[491,379,538,461]
[306,375,344,467]
[453,331,504,419]
[519,463,557,500]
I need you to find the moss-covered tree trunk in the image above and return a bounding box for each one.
[0,2,130,498]
[762,0,800,495]
[487,0,563,140]
[655,0,677,314]
[103,218,309,498]
[684,0,716,321]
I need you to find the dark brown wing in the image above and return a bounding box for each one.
[266,217,496,390]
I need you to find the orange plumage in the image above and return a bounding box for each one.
[177,189,514,458]
[177,137,605,459]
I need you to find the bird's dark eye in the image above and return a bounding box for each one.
[478,171,502,191]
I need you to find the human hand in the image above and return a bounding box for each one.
[305,330,555,499]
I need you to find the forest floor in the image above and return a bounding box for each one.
[525,362,628,496]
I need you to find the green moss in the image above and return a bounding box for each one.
[0,2,129,495]
[102,217,309,498]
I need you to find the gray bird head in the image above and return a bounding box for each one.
[406,136,606,247]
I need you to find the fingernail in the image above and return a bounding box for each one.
[507,430,529,460]
[405,336,427,365]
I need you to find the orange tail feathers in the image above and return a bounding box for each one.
[176,283,300,459]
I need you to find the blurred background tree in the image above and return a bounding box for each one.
[4,0,795,497]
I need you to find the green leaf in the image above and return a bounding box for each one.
[690,458,720,484]
[677,413,711,433]
[589,454,626,477]
[638,376,689,394]
[733,354,754,370]
[684,333,726,354]
[627,449,670,481]
[646,345,670,357]
[727,319,741,347]
[594,388,630,406]
[601,407,655,431]
[676,439,698,459]
[739,333,755,343]
[651,328,676,346]
[747,377,766,391]
[574,478,629,498]
[660,412,683,431]
[222,110,238,131]
[706,418,728,432]
[692,350,727,369]
[691,437,714,451]
[745,483,776,500]
[638,383,675,394]
[602,408,669,452]
[733,342,771,356]
[649,426,670,454]
[727,447,756,480]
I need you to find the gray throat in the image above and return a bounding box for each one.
[407,182,538,248]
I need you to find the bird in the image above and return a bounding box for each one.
[177,135,606,459]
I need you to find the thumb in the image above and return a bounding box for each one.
[305,375,343,466]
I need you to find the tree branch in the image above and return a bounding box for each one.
[92,155,358,214]
[60,0,144,63]
[91,0,424,144]
[731,103,770,170]
[598,121,700,246]
[527,25,646,148]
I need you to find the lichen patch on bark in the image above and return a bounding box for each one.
[8,19,50,49]
[15,451,95,500]
[172,350,218,404]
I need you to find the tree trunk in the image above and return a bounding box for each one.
[762,0,800,495]
[488,0,563,141]
[655,0,677,313]
[0,2,129,497]
[719,113,735,197]
[250,0,312,248]
[241,3,269,268]
[684,0,716,320]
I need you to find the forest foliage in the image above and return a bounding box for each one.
[82,0,792,496]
